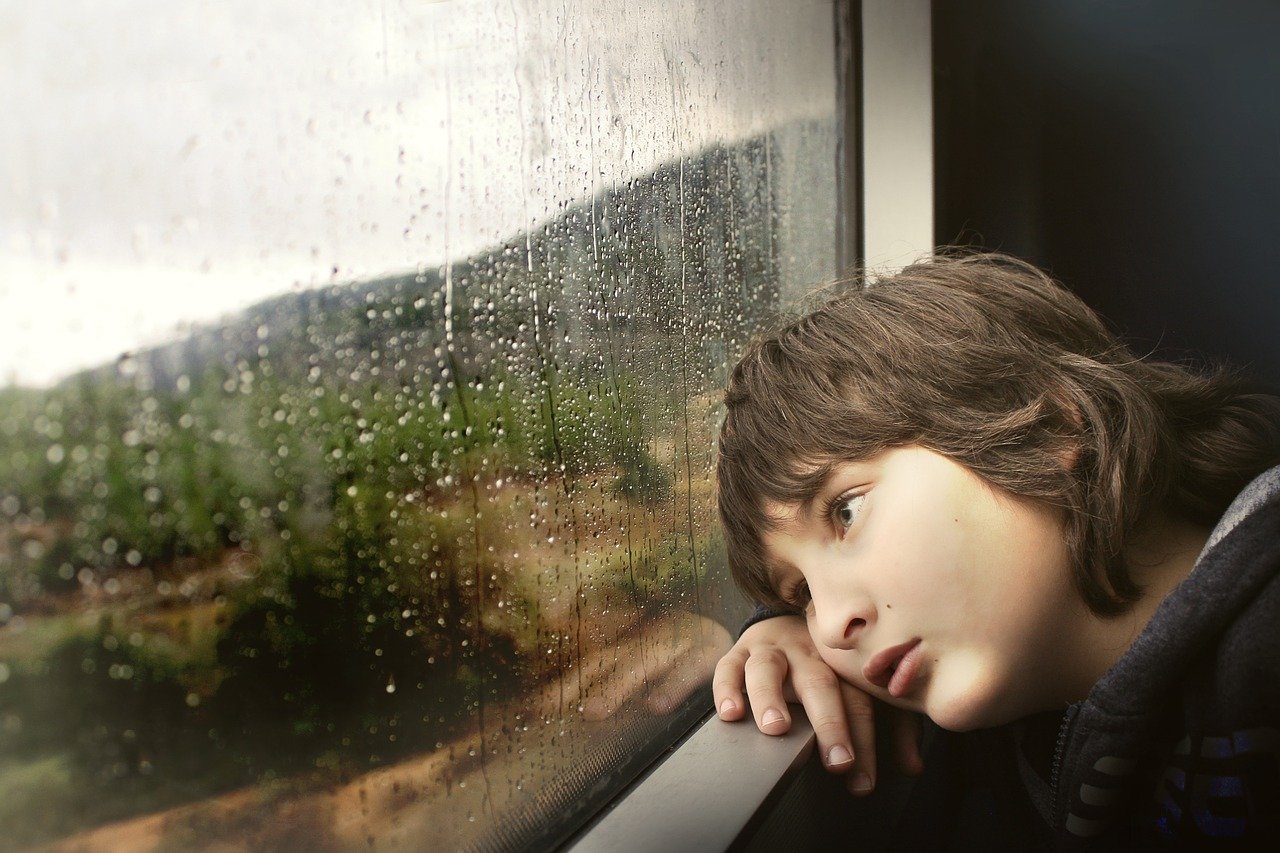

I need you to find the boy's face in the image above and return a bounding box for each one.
[761,445,1079,731]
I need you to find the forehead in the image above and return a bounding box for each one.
[757,456,842,524]
[762,498,804,532]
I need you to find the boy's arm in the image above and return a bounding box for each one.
[713,612,924,796]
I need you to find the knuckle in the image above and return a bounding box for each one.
[745,647,787,670]
[742,675,785,701]
[846,701,877,725]
[743,677,783,699]
[795,667,838,692]
[712,676,742,698]
[841,683,875,708]
[712,658,740,681]
[808,713,849,737]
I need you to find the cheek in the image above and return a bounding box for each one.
[965,504,1074,633]
[870,504,969,607]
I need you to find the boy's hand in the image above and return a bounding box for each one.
[712,615,924,796]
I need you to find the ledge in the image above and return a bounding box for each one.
[567,708,816,851]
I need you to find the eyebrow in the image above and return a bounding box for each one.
[760,464,844,546]
[794,457,871,523]
[785,459,841,517]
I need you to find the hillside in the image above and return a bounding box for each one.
[0,127,800,847]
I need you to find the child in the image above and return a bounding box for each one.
[711,253,1280,847]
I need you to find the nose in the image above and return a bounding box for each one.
[811,590,875,651]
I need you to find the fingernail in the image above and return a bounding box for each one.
[826,745,853,766]
[852,772,874,793]
[719,699,736,717]
[761,708,785,727]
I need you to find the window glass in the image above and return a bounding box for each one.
[0,1,840,846]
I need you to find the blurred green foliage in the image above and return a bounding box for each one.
[0,317,673,844]
[0,132,784,845]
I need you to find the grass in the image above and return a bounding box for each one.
[0,753,77,849]
[0,611,95,673]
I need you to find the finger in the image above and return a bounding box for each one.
[787,660,855,774]
[888,708,926,776]
[842,683,878,796]
[712,647,749,721]
[743,650,792,735]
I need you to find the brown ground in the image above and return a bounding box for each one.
[15,452,735,852]
[44,608,730,852]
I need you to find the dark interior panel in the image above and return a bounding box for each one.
[934,0,1280,387]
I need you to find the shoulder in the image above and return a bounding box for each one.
[1152,468,1280,842]
[1193,464,1280,717]
[1206,546,1280,717]
[1202,463,1280,554]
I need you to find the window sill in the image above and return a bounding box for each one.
[568,707,816,851]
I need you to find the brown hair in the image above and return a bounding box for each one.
[717,252,1280,615]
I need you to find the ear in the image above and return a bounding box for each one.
[1058,439,1081,472]
[1052,393,1084,471]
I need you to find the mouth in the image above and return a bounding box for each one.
[862,638,924,698]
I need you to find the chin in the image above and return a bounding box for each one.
[927,705,990,732]
[924,673,1011,732]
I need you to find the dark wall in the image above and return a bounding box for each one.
[934,0,1280,387]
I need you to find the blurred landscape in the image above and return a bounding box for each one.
[0,134,790,848]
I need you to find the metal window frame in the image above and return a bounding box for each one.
[568,1,933,847]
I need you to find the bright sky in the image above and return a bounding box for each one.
[0,0,836,387]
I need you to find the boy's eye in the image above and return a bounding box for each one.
[832,493,866,533]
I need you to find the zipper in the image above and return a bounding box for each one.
[1049,702,1081,815]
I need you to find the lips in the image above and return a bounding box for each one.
[863,638,923,697]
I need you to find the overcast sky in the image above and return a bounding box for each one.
[0,0,835,386]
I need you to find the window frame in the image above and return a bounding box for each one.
[566,0,934,844]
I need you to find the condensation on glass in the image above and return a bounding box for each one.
[0,1,839,848]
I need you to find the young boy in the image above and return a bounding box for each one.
[712,253,1280,847]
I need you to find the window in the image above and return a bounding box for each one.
[0,1,843,847]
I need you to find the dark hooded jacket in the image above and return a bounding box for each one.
[747,465,1280,849]
[1045,463,1280,848]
